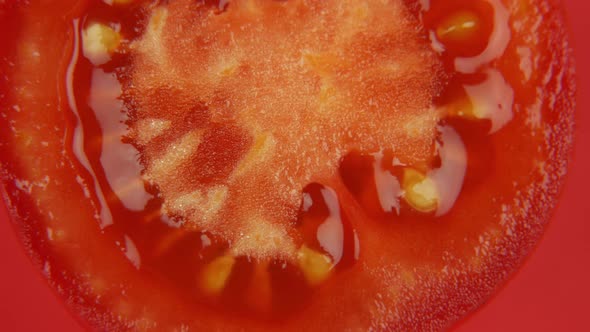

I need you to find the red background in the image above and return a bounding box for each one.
[1,0,589,331]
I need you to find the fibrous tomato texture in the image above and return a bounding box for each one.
[0,0,575,331]
[127,0,442,260]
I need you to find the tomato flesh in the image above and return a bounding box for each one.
[0,0,575,331]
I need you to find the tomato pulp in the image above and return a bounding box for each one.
[0,0,575,331]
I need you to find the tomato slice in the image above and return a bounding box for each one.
[0,0,575,331]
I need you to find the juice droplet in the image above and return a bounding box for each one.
[428,126,467,217]
[463,69,514,133]
[299,183,359,269]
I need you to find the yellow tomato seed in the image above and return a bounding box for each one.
[402,168,439,213]
[436,10,482,45]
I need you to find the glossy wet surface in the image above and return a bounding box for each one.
[0,0,575,330]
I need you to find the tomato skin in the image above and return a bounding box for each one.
[0,0,576,331]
